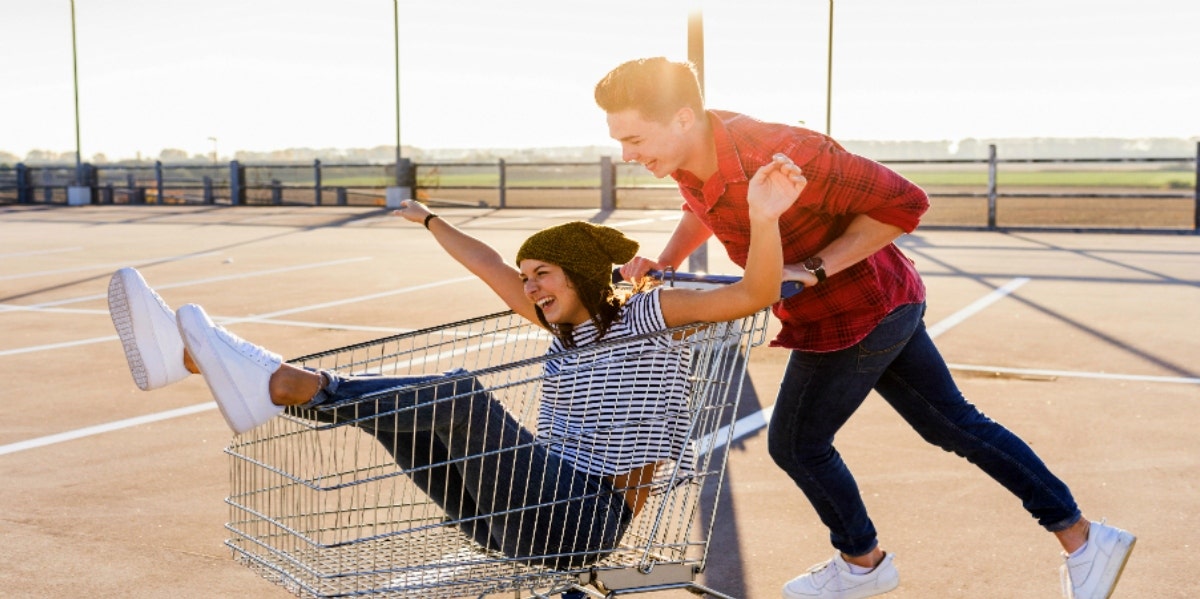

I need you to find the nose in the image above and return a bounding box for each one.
[523,278,538,295]
[621,146,638,163]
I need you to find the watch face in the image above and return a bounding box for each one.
[804,256,823,271]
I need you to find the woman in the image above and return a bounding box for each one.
[107,155,806,567]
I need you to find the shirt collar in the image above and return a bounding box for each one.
[671,110,749,192]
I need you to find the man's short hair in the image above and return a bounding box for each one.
[594,57,704,124]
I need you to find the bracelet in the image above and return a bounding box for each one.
[423,213,439,229]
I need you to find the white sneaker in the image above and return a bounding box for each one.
[783,553,899,599]
[107,267,190,391]
[176,303,283,434]
[1061,520,1136,599]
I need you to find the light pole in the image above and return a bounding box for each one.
[687,8,707,272]
[70,0,82,185]
[825,0,834,136]
[393,0,401,181]
[208,137,218,165]
[384,0,411,208]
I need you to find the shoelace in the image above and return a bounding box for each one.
[213,325,278,369]
[806,556,843,583]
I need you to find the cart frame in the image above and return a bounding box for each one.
[225,305,771,598]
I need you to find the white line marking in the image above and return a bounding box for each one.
[0,252,219,281]
[0,247,83,259]
[0,403,218,456]
[0,275,475,357]
[926,278,1029,339]
[947,363,1200,385]
[1,256,373,310]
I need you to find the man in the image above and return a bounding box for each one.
[595,56,1133,599]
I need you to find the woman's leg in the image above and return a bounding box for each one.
[301,370,632,566]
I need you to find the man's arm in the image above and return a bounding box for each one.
[783,214,905,287]
[618,210,712,280]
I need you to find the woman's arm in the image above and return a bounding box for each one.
[393,201,540,324]
[658,154,806,327]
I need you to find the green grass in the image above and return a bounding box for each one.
[314,169,1196,190]
[898,169,1194,189]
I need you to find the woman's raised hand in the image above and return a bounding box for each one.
[392,199,432,224]
[747,153,807,220]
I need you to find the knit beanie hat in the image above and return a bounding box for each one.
[516,221,639,289]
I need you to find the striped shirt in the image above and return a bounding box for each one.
[538,288,695,479]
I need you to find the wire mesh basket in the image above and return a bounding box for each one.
[226,306,770,598]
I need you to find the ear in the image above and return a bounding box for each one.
[674,106,697,131]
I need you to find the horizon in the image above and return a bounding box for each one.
[9,134,1198,167]
[4,1,1199,162]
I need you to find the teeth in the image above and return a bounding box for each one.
[536,298,552,308]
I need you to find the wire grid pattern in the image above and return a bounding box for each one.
[225,308,769,598]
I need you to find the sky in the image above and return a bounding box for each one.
[2,0,1198,162]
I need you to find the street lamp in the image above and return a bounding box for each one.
[208,137,218,165]
[70,0,82,184]
[825,0,834,136]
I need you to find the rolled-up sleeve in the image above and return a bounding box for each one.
[797,142,929,233]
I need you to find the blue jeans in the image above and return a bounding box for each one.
[767,302,1081,556]
[298,369,632,569]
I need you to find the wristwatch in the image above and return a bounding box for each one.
[803,256,827,284]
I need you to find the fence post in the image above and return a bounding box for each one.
[498,159,507,208]
[42,169,53,203]
[600,156,616,211]
[203,176,214,204]
[155,161,165,205]
[271,179,283,205]
[1194,141,1199,232]
[103,183,113,204]
[314,159,322,206]
[230,160,244,205]
[16,163,29,203]
[986,144,998,230]
[336,187,347,206]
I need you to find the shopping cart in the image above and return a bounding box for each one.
[225,283,773,599]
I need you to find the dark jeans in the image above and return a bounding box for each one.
[767,302,1081,556]
[298,369,632,569]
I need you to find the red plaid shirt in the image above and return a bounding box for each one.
[671,110,929,352]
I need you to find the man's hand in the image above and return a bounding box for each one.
[618,256,662,282]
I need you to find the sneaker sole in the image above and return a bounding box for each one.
[108,269,156,390]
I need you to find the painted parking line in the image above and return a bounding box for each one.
[0,275,475,358]
[946,363,1200,385]
[0,403,218,456]
[1,256,373,311]
[0,247,84,259]
[0,252,219,281]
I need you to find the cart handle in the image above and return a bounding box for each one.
[612,268,803,300]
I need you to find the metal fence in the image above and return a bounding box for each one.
[2,143,1197,233]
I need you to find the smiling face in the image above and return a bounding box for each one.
[606,108,696,179]
[519,259,590,326]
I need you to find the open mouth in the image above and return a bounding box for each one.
[535,297,555,311]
